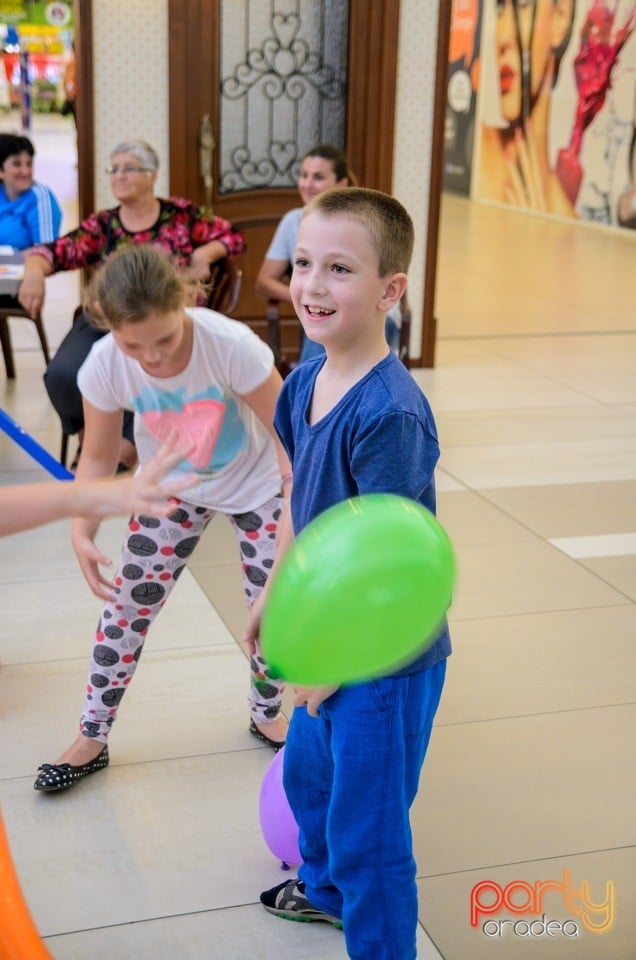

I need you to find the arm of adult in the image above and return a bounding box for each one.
[255,257,293,303]
[186,206,245,274]
[17,252,51,317]
[255,209,298,301]
[19,211,109,315]
[189,238,231,279]
[0,436,196,537]
[71,400,125,600]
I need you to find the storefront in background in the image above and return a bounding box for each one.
[0,1,73,118]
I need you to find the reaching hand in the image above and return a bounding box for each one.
[72,528,116,600]
[85,437,198,520]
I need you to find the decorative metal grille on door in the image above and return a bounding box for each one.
[219,0,349,193]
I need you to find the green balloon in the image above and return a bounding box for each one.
[261,494,455,685]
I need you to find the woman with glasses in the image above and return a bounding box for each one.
[18,139,245,471]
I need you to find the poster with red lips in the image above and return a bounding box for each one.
[473,0,636,231]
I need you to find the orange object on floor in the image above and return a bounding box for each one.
[0,810,54,959]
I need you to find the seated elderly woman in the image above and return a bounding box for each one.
[18,139,245,471]
[0,133,62,249]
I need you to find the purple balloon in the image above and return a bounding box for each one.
[258,747,302,865]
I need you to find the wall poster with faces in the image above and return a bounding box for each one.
[473,0,636,231]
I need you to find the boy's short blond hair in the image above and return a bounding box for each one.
[307,187,414,276]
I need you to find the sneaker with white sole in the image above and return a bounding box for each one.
[260,878,343,928]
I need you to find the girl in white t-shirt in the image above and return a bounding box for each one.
[34,245,292,793]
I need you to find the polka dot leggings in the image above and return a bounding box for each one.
[80,493,285,743]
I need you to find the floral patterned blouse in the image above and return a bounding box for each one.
[26,196,245,272]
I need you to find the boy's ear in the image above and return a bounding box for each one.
[378,272,407,312]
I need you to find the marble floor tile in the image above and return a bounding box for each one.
[411,704,636,877]
[411,364,595,413]
[437,404,636,447]
[441,435,636,489]
[449,539,625,621]
[0,751,283,936]
[188,562,248,641]
[479,480,636,538]
[47,906,444,960]
[550,532,636,559]
[578,555,636,602]
[438,605,636,725]
[437,489,536,546]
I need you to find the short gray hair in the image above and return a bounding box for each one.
[110,139,159,171]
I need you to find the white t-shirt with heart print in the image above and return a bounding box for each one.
[78,308,281,513]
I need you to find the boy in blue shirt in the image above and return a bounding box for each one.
[244,187,451,960]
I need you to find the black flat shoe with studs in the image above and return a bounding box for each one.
[33,744,110,793]
[249,719,286,752]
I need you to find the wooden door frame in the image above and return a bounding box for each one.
[74,0,94,221]
[167,1,400,205]
[422,0,451,368]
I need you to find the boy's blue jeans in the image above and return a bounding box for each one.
[283,660,446,960]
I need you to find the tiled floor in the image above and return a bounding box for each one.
[1,115,634,959]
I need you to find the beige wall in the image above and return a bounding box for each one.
[92,0,170,210]
[393,0,440,360]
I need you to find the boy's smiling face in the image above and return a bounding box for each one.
[290,211,399,352]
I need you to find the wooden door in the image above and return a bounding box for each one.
[168,0,400,350]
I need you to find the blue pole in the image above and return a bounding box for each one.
[0,408,73,481]
[19,49,31,130]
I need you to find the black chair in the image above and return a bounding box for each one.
[59,258,243,467]
[58,304,86,468]
[0,299,50,379]
[265,264,296,378]
[205,256,242,314]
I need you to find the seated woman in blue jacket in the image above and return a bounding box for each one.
[0,134,62,249]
